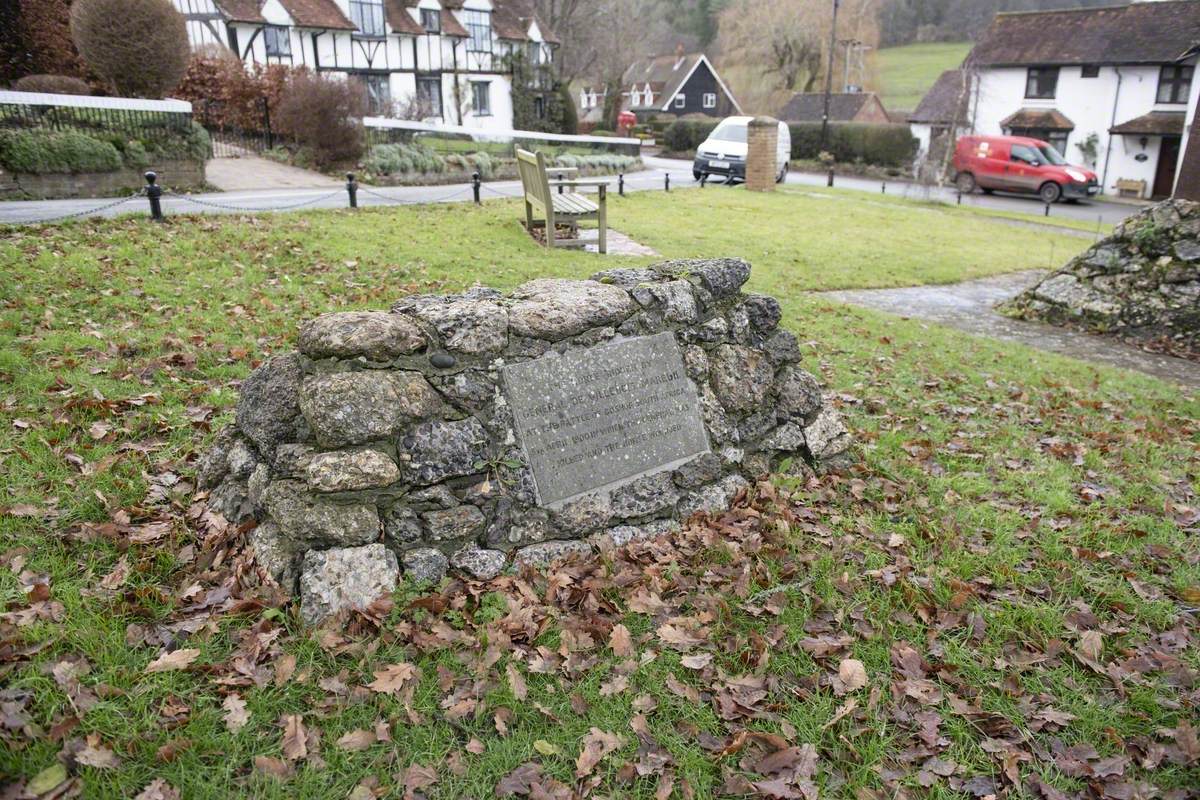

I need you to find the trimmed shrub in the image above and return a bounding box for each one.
[13,74,91,95]
[273,72,366,168]
[70,0,189,98]
[661,120,719,153]
[175,50,291,133]
[471,152,494,180]
[554,153,638,172]
[0,129,122,173]
[788,122,917,167]
[365,142,443,175]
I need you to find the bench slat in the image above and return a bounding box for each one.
[553,193,597,214]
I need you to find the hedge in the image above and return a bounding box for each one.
[0,123,211,175]
[661,119,917,167]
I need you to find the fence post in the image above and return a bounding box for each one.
[262,97,274,150]
[472,171,481,204]
[826,168,834,187]
[346,172,358,208]
[144,171,163,222]
[665,173,670,192]
[618,173,625,196]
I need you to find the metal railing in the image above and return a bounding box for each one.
[0,91,194,138]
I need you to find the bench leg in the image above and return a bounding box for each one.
[524,199,533,232]
[544,210,555,249]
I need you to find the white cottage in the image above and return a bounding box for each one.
[172,0,559,131]
[960,0,1200,199]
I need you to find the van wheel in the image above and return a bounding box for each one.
[776,162,788,183]
[955,172,976,194]
[1038,182,1062,204]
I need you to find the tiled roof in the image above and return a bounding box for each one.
[621,53,705,109]
[279,0,354,29]
[778,92,879,122]
[1110,111,1188,136]
[968,1,1200,67]
[492,0,559,44]
[213,0,266,23]
[1000,108,1075,131]
[908,70,970,124]
[440,8,468,37]
[384,0,424,34]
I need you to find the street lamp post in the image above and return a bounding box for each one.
[819,0,841,153]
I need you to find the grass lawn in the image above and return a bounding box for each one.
[875,42,973,111]
[1,190,1197,799]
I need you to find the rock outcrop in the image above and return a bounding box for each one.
[198,259,853,622]
[1003,199,1200,360]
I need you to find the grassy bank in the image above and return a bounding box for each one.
[876,42,973,111]
[1,191,1196,798]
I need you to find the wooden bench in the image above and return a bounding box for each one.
[516,148,608,253]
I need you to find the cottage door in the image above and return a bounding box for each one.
[1152,136,1181,199]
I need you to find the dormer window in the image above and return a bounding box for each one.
[350,0,385,36]
[420,8,440,33]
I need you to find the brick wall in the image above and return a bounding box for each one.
[746,116,778,192]
[3,159,206,200]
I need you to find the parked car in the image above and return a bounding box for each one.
[952,134,1098,203]
[693,116,791,183]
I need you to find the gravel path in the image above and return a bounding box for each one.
[822,271,1200,390]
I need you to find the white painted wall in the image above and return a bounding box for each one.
[970,59,1198,198]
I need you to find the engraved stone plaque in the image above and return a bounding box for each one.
[501,332,710,508]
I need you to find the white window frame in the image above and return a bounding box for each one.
[631,89,641,106]
[702,92,716,109]
[471,81,491,115]
[420,8,440,33]
[674,94,686,109]
[350,0,385,37]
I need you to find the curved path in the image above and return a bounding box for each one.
[821,271,1200,390]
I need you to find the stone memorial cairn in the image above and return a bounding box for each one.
[197,258,852,622]
[1003,199,1199,357]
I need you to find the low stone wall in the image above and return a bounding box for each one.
[1002,199,1200,360]
[3,158,206,200]
[198,258,853,622]
[367,161,645,188]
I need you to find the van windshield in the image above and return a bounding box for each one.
[1037,144,1067,165]
[710,121,747,143]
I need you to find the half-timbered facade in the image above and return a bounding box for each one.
[172,0,558,130]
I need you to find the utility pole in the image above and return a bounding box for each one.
[819,0,840,152]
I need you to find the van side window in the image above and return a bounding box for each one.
[1010,144,1040,164]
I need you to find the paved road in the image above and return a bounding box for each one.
[822,271,1200,389]
[0,153,1142,226]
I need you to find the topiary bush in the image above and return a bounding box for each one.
[788,122,916,167]
[0,129,122,173]
[70,0,189,98]
[12,74,91,95]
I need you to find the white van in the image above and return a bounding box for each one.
[693,116,791,184]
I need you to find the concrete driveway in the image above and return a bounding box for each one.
[205,155,343,191]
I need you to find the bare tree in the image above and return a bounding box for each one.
[70,0,189,98]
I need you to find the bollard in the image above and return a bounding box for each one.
[956,189,962,205]
[472,171,481,204]
[881,181,886,194]
[1044,202,1050,217]
[665,173,670,192]
[346,172,358,208]
[826,168,834,187]
[144,171,163,222]
[700,173,708,188]
[618,172,625,196]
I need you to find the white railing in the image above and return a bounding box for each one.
[0,91,193,114]
[363,116,639,147]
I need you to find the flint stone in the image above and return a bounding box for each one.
[1033,274,1122,317]
[401,418,489,485]
[226,438,257,480]
[196,427,237,489]
[678,474,751,518]
[412,298,509,354]
[247,463,270,510]
[408,484,459,509]
[508,279,636,339]
[655,258,750,299]
[305,448,399,493]
[300,371,441,448]
[804,407,852,459]
[298,311,425,361]
[709,344,774,413]
[592,519,680,549]
[249,520,300,590]
[382,505,422,550]
[209,478,254,522]
[673,452,724,488]
[502,508,552,547]
[698,385,735,444]
[274,443,317,476]
[514,540,592,568]
[759,423,806,451]
[422,505,486,549]
[682,345,708,381]
[590,267,658,288]
[1175,240,1200,262]
[451,546,507,580]
[764,330,801,364]
[236,353,304,456]
[299,544,399,624]
[549,491,612,537]
[744,295,782,333]
[402,547,449,585]
[264,480,380,547]
[630,280,699,324]
[611,472,679,518]
[776,365,823,420]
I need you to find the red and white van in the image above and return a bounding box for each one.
[952,135,1099,203]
